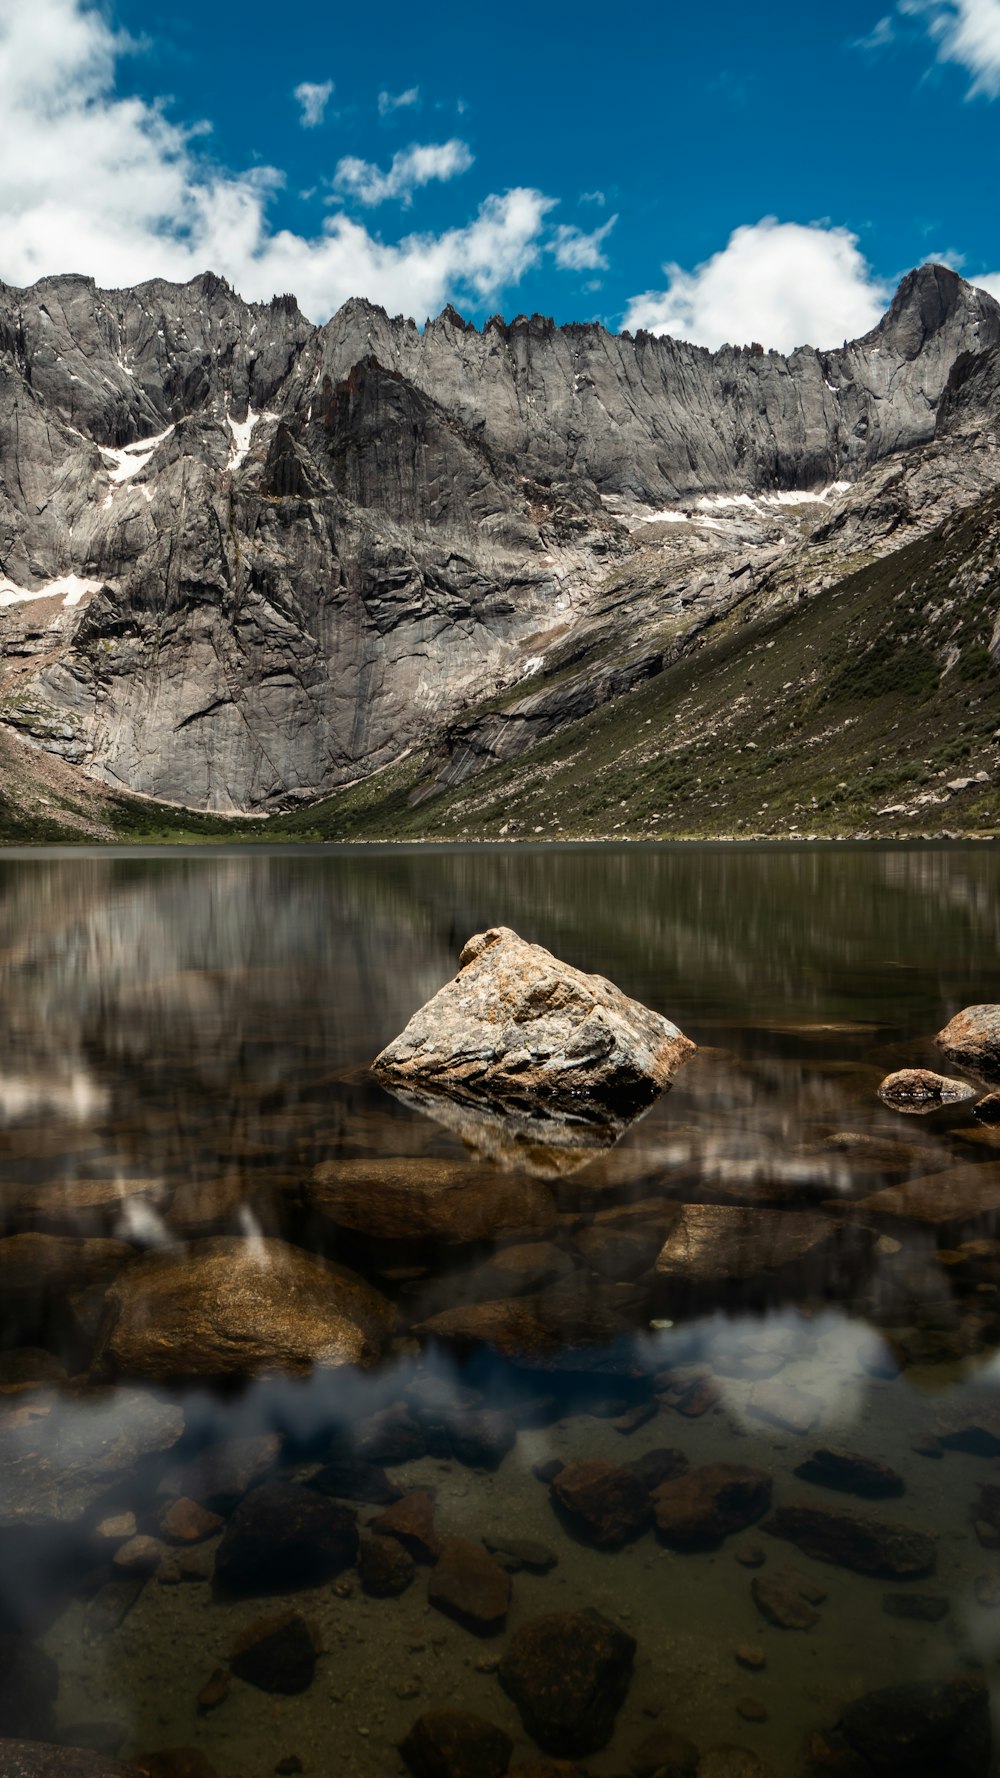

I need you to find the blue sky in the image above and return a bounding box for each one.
[0,0,997,349]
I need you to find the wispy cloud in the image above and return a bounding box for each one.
[378,85,420,117]
[294,79,333,128]
[623,218,892,352]
[579,189,606,207]
[853,14,896,50]
[550,214,617,272]
[333,139,474,207]
[881,0,1000,93]
[906,0,1000,93]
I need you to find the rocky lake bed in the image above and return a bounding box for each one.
[3,843,1000,1777]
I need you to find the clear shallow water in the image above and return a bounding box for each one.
[2,844,1000,1776]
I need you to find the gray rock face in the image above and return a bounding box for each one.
[0,263,998,810]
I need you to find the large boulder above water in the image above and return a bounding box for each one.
[306,1158,556,1246]
[877,1069,977,1111]
[92,1236,395,1381]
[372,926,695,1128]
[938,1006,1000,1079]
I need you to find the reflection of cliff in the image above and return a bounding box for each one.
[0,848,995,1254]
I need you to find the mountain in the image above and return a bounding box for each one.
[0,262,998,835]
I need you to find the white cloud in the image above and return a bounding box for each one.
[854,13,896,48]
[550,215,617,272]
[0,0,571,323]
[378,86,420,117]
[899,0,1000,94]
[333,139,474,207]
[974,271,1000,298]
[579,189,606,206]
[622,218,892,352]
[294,80,333,128]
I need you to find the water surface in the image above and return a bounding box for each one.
[2,843,1000,1777]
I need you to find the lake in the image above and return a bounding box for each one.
[2,842,1000,1778]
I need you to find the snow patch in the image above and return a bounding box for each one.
[101,424,174,485]
[521,654,545,677]
[0,573,104,610]
[227,408,277,471]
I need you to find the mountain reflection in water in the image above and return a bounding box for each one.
[1,843,1000,1777]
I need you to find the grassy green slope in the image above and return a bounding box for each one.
[272,490,1000,842]
[2,489,996,845]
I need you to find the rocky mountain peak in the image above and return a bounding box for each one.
[871,261,1000,359]
[1,260,999,817]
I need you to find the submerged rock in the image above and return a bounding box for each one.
[859,1165,1000,1226]
[550,1458,652,1548]
[229,1612,317,1694]
[400,1711,513,1778]
[765,1500,935,1578]
[654,1206,836,1284]
[0,1388,184,1529]
[358,1535,415,1597]
[93,1237,395,1380]
[213,1482,358,1595]
[307,1457,402,1506]
[937,1006,1000,1079]
[498,1608,636,1756]
[751,1567,825,1630]
[373,927,695,1128]
[793,1449,904,1499]
[747,1380,822,1436]
[652,1465,772,1549]
[877,1068,976,1110]
[370,1491,442,1564]
[803,1673,990,1776]
[308,1158,557,1246]
[414,1275,644,1371]
[426,1537,511,1634]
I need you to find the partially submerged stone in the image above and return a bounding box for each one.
[307,1158,556,1246]
[859,1164,1000,1227]
[655,1206,836,1285]
[938,1005,1000,1079]
[877,1068,977,1111]
[373,927,694,1130]
[93,1237,395,1381]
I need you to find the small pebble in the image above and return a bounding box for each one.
[974,1572,1000,1608]
[736,1645,766,1670]
[197,1668,230,1713]
[735,1544,766,1569]
[738,1697,768,1723]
